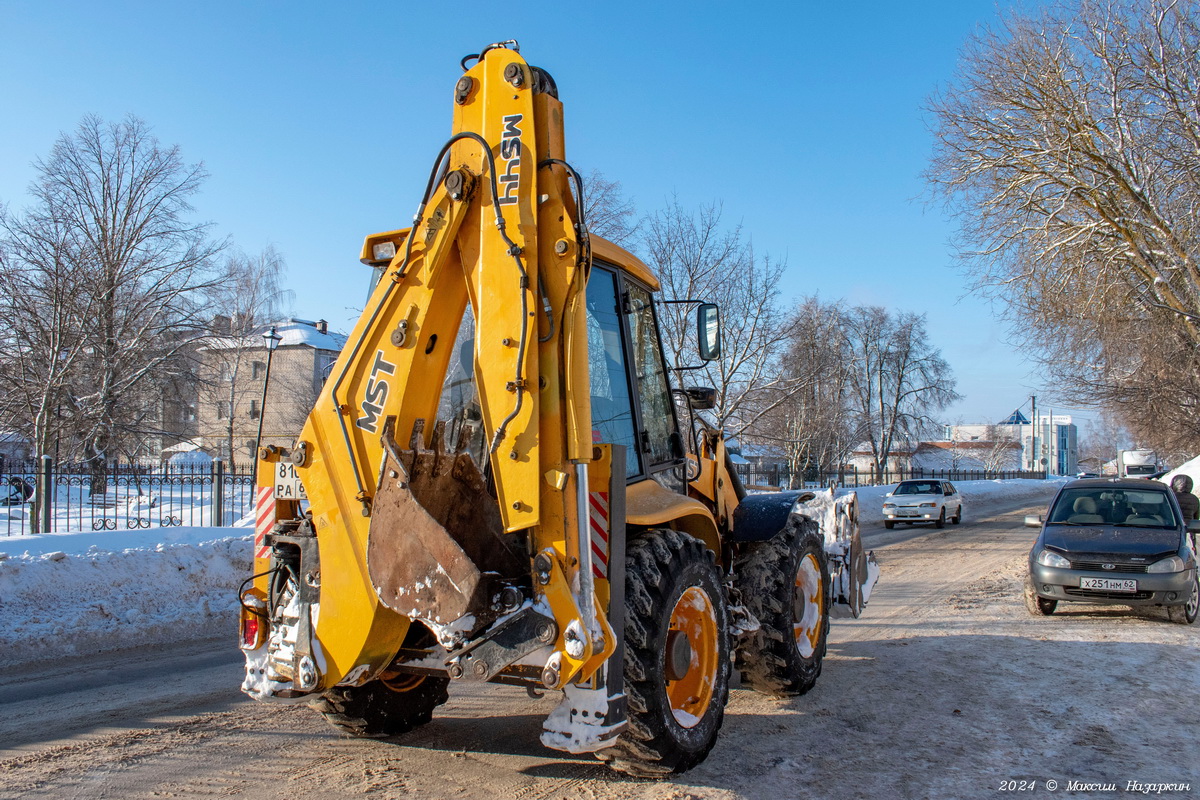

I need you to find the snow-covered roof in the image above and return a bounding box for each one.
[202,318,347,352]
[851,441,917,457]
[918,441,1020,452]
[269,318,347,350]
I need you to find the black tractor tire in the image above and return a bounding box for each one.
[884,520,895,530]
[951,506,962,525]
[605,529,731,778]
[1023,576,1057,616]
[314,675,450,738]
[1166,574,1199,624]
[935,508,946,529]
[734,518,831,697]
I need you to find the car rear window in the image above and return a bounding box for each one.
[1048,487,1177,528]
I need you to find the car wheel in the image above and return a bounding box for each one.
[951,505,962,525]
[1023,576,1056,615]
[1166,573,1199,625]
[884,520,894,529]
[934,508,945,529]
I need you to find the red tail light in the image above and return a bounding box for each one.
[242,617,261,649]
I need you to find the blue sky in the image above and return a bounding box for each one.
[0,0,1084,428]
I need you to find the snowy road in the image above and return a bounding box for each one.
[3,498,1197,799]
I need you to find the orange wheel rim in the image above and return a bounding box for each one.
[381,673,427,692]
[793,553,823,657]
[665,586,718,728]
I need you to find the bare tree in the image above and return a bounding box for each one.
[582,170,640,248]
[642,198,797,439]
[748,297,857,486]
[926,0,1200,449]
[842,307,959,476]
[1079,413,1130,470]
[946,418,967,472]
[0,207,95,469]
[980,424,1017,475]
[1,115,224,489]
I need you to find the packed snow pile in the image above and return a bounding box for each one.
[0,527,252,668]
[1161,454,1200,491]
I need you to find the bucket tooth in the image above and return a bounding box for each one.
[430,420,448,453]
[410,418,427,451]
[454,421,477,453]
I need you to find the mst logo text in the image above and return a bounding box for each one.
[356,350,397,434]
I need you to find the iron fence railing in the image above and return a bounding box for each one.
[735,463,1048,490]
[0,458,255,537]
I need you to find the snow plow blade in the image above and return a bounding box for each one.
[366,418,526,630]
[793,490,879,618]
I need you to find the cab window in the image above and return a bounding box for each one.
[624,283,677,468]
[585,269,641,478]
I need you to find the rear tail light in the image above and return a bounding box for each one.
[241,616,262,650]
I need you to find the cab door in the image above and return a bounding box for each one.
[621,279,685,483]
[583,264,683,485]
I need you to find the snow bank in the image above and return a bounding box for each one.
[0,522,250,559]
[0,527,252,668]
[1161,455,1200,491]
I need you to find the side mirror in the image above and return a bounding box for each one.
[885,492,893,498]
[697,303,721,361]
[684,386,717,410]
[1187,520,1200,533]
[1024,515,1043,528]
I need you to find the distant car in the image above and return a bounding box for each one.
[882,480,962,530]
[1024,478,1199,624]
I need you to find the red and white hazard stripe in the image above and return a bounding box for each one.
[254,486,275,561]
[589,491,609,579]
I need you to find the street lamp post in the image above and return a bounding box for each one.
[254,326,283,484]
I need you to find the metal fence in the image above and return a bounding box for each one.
[0,457,255,537]
[735,463,1048,490]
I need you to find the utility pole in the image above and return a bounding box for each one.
[1047,406,1055,476]
[1030,395,1038,473]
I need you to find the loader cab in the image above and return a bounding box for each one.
[585,261,686,486]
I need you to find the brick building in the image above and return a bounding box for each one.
[197,318,345,466]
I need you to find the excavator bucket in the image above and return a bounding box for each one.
[366,418,527,637]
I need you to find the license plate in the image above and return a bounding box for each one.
[274,462,308,501]
[1079,577,1137,592]
[897,510,918,517]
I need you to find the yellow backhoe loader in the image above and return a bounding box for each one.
[239,41,877,776]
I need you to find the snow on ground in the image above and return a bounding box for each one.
[0,479,1063,671]
[0,523,253,669]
